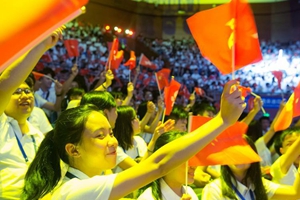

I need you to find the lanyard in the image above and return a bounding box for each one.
[66,172,79,179]
[14,132,36,163]
[232,184,255,200]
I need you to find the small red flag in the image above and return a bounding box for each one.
[139,54,157,70]
[32,71,55,82]
[1,0,87,73]
[194,87,205,97]
[181,85,191,100]
[124,51,136,70]
[188,116,261,166]
[271,70,283,89]
[108,38,119,61]
[186,0,262,74]
[64,39,79,57]
[164,79,181,115]
[110,50,124,70]
[238,85,252,97]
[156,68,171,90]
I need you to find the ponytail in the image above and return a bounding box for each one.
[22,130,61,200]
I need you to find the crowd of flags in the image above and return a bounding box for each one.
[2,0,300,167]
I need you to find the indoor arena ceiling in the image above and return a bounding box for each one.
[131,0,286,4]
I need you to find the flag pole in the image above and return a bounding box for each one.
[129,70,131,83]
[231,0,237,80]
[250,92,266,114]
[161,108,166,123]
[185,161,188,194]
[154,72,162,98]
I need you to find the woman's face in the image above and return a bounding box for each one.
[131,115,140,135]
[76,111,118,174]
[174,118,187,132]
[228,163,251,176]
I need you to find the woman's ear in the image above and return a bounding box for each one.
[65,143,80,158]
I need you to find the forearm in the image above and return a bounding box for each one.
[61,74,76,95]
[241,109,259,125]
[140,112,152,132]
[122,94,133,106]
[147,110,163,133]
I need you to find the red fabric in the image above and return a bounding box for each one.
[238,85,252,97]
[64,39,79,57]
[164,79,181,115]
[247,96,255,112]
[194,87,205,97]
[108,38,119,60]
[271,70,283,89]
[1,0,87,73]
[32,71,45,80]
[293,82,300,118]
[139,54,157,70]
[188,116,261,166]
[274,93,294,132]
[124,51,136,70]
[186,0,262,74]
[41,52,52,63]
[156,68,171,90]
[181,85,191,100]
[110,50,124,70]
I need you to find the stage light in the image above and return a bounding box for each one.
[128,31,133,36]
[125,29,130,34]
[117,28,122,33]
[105,25,110,30]
[114,26,119,31]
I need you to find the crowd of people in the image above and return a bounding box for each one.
[1,18,300,200]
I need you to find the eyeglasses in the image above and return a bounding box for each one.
[13,88,33,95]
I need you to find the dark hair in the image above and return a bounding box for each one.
[25,75,34,89]
[220,135,268,200]
[113,106,136,150]
[61,87,85,111]
[166,105,188,123]
[22,104,100,200]
[246,120,263,142]
[192,102,215,116]
[39,67,55,79]
[80,91,116,111]
[111,90,125,100]
[137,131,186,200]
[137,101,148,119]
[274,127,300,155]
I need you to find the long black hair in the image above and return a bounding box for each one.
[220,135,268,200]
[22,104,100,200]
[137,131,186,200]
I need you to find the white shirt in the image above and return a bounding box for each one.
[202,178,279,200]
[0,113,44,199]
[114,136,147,173]
[138,178,198,200]
[28,107,53,134]
[255,137,272,167]
[270,156,298,185]
[35,87,56,117]
[52,167,117,200]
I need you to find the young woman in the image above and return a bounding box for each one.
[137,131,198,200]
[202,136,300,200]
[22,80,246,200]
[113,105,147,172]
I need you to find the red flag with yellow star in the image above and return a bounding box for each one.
[156,68,170,90]
[186,0,262,74]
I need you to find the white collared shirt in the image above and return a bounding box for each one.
[51,167,117,200]
[138,178,199,200]
[0,113,44,199]
[202,177,279,200]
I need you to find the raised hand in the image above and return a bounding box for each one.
[180,193,192,200]
[105,69,114,86]
[219,80,246,125]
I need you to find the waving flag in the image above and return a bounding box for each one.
[110,50,124,70]
[194,87,205,97]
[124,51,136,70]
[156,68,171,90]
[139,54,157,70]
[186,0,262,74]
[64,39,79,57]
[164,79,181,115]
[271,70,283,89]
[188,116,261,166]
[1,0,88,73]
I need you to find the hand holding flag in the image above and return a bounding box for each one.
[124,51,136,70]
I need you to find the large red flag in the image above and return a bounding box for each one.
[123,51,136,70]
[186,0,262,74]
[1,0,87,73]
[156,68,171,90]
[64,39,79,57]
[139,54,157,70]
[164,79,181,115]
[271,70,283,89]
[188,116,261,166]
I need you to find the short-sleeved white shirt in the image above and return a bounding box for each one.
[255,137,272,167]
[28,107,53,134]
[138,178,199,200]
[270,156,298,185]
[202,177,279,200]
[51,167,117,200]
[0,113,44,199]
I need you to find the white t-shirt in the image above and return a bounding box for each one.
[114,136,147,173]
[52,167,117,200]
[138,178,198,200]
[28,107,53,134]
[270,156,298,185]
[0,113,44,199]
[255,137,272,167]
[202,177,279,200]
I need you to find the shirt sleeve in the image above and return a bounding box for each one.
[262,178,280,199]
[202,180,225,200]
[116,146,128,165]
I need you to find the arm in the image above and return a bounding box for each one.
[109,80,246,200]
[61,64,78,96]
[0,29,62,115]
[122,82,134,106]
[144,98,164,133]
[94,70,114,91]
[241,96,262,125]
[279,135,300,174]
[132,66,140,87]
[139,101,156,132]
[41,80,63,112]
[185,93,196,112]
[271,168,300,199]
